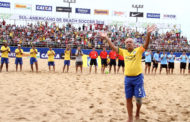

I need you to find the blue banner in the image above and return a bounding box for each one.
[0,1,10,8]
[147,13,160,19]
[36,5,52,11]
[75,8,91,14]
[1,46,188,59]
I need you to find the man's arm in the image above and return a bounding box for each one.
[20,50,23,55]
[143,25,156,49]
[7,48,10,53]
[99,32,118,53]
[34,49,37,54]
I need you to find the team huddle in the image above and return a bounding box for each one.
[0,42,125,73]
[145,50,190,74]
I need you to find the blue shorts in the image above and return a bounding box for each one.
[1,58,9,64]
[64,60,70,66]
[48,62,55,66]
[124,74,146,99]
[15,58,23,65]
[30,57,37,65]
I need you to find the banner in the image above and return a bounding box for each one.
[163,14,176,19]
[94,9,109,15]
[56,7,71,12]
[130,12,143,17]
[0,1,10,8]
[15,4,32,10]
[82,55,101,68]
[9,14,104,24]
[147,13,160,19]
[113,11,125,17]
[36,5,52,11]
[75,8,90,14]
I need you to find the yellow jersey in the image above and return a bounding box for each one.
[15,49,23,58]
[47,50,55,62]
[30,49,38,58]
[118,46,145,76]
[64,50,71,60]
[1,46,10,58]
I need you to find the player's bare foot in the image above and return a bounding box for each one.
[127,119,133,122]
[135,115,140,120]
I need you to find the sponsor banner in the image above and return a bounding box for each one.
[163,14,176,19]
[0,1,10,8]
[40,53,61,59]
[15,4,32,10]
[113,11,125,17]
[147,13,160,19]
[75,8,90,14]
[36,5,52,11]
[94,9,109,15]
[4,14,104,24]
[56,7,71,12]
[130,12,143,17]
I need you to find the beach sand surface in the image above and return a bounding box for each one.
[0,58,190,122]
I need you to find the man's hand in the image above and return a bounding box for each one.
[147,25,156,33]
[99,31,118,53]
[99,32,108,38]
[144,25,156,49]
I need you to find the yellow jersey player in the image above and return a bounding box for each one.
[100,25,156,122]
[15,44,23,72]
[47,46,55,71]
[30,45,38,72]
[0,42,10,72]
[63,45,71,73]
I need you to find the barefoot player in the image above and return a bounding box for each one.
[30,45,38,72]
[100,25,156,122]
[47,46,55,71]
[15,44,23,72]
[89,47,98,74]
[152,51,159,74]
[100,47,107,74]
[0,42,10,72]
[63,45,71,73]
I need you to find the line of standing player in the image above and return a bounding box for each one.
[0,42,125,73]
[145,50,190,74]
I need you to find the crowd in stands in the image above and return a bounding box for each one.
[0,20,189,52]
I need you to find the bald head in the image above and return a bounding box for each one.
[125,38,134,51]
[125,38,134,43]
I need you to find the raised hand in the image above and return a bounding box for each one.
[99,32,107,38]
[147,25,156,33]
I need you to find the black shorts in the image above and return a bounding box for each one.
[101,58,107,66]
[180,63,186,69]
[153,61,158,68]
[145,62,151,66]
[76,61,83,66]
[188,63,190,70]
[118,60,124,67]
[110,59,116,66]
[168,62,174,69]
[90,59,97,66]
[161,64,167,68]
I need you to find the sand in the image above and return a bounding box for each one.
[0,58,190,122]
